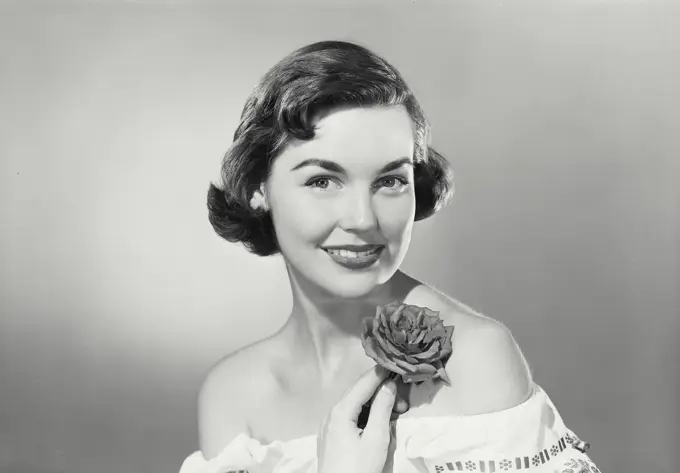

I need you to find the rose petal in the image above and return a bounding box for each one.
[437,326,455,358]
[423,330,436,345]
[373,337,401,357]
[375,330,402,355]
[438,344,453,361]
[423,306,440,317]
[373,322,388,339]
[429,329,448,342]
[391,356,417,373]
[361,319,374,339]
[402,371,434,384]
[372,324,388,343]
[435,362,452,386]
[374,329,405,357]
[393,330,407,346]
[362,333,382,359]
[411,340,441,360]
[389,304,406,326]
[363,337,408,375]
[376,305,386,317]
[379,311,390,330]
[366,330,385,353]
[381,360,409,376]
[391,356,437,375]
[409,362,437,374]
[413,330,427,345]
[412,310,422,326]
[374,359,410,377]
[402,353,420,364]
[428,321,444,334]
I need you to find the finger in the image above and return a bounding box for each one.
[394,396,410,414]
[335,365,390,421]
[361,370,401,408]
[361,380,397,447]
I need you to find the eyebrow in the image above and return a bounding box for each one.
[291,157,414,174]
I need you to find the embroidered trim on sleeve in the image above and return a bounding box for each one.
[553,458,601,473]
[432,434,594,472]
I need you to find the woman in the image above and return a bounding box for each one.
[179,40,601,473]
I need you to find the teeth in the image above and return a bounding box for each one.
[326,248,378,258]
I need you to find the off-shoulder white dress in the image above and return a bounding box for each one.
[179,384,601,473]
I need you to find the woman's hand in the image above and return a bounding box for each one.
[317,365,400,473]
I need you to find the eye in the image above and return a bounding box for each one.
[377,176,410,191]
[304,175,410,191]
[305,176,340,190]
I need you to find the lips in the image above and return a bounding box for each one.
[324,247,383,256]
[322,245,384,253]
[323,246,384,270]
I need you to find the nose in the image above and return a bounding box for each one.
[339,190,378,232]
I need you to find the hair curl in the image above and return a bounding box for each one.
[208,40,454,257]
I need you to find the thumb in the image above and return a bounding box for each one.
[361,379,397,448]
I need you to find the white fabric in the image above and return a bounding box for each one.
[179,384,601,473]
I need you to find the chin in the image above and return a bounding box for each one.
[319,270,396,300]
[331,284,379,301]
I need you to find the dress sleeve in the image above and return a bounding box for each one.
[178,433,318,473]
[400,385,602,473]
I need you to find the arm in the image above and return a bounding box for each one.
[198,356,251,460]
[443,318,534,415]
[405,284,533,414]
[438,317,603,473]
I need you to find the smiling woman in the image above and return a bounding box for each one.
[206,41,453,260]
[180,40,602,473]
[263,104,419,284]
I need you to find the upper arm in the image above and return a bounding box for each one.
[444,318,534,415]
[407,285,533,414]
[198,356,251,460]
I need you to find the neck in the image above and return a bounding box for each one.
[278,268,410,386]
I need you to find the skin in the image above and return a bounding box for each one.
[250,104,419,388]
[198,103,533,458]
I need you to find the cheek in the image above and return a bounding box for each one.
[271,187,416,239]
[376,194,416,230]
[270,195,330,241]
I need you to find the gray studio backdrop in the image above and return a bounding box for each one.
[1,1,677,473]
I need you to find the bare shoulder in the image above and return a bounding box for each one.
[198,341,273,459]
[403,276,534,415]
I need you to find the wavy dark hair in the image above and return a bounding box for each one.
[207,40,454,257]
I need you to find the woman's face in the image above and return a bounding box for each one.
[262,104,416,299]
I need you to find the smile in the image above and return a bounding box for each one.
[322,247,384,270]
[325,248,380,258]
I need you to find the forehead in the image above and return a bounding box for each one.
[276,105,415,169]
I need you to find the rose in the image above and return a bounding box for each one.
[361,300,455,386]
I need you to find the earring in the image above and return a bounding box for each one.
[249,192,268,212]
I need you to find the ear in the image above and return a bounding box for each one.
[249,183,269,211]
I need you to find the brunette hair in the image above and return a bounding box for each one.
[207,40,454,256]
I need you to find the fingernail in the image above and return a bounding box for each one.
[396,400,410,413]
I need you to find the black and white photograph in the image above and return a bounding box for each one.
[0,1,677,473]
